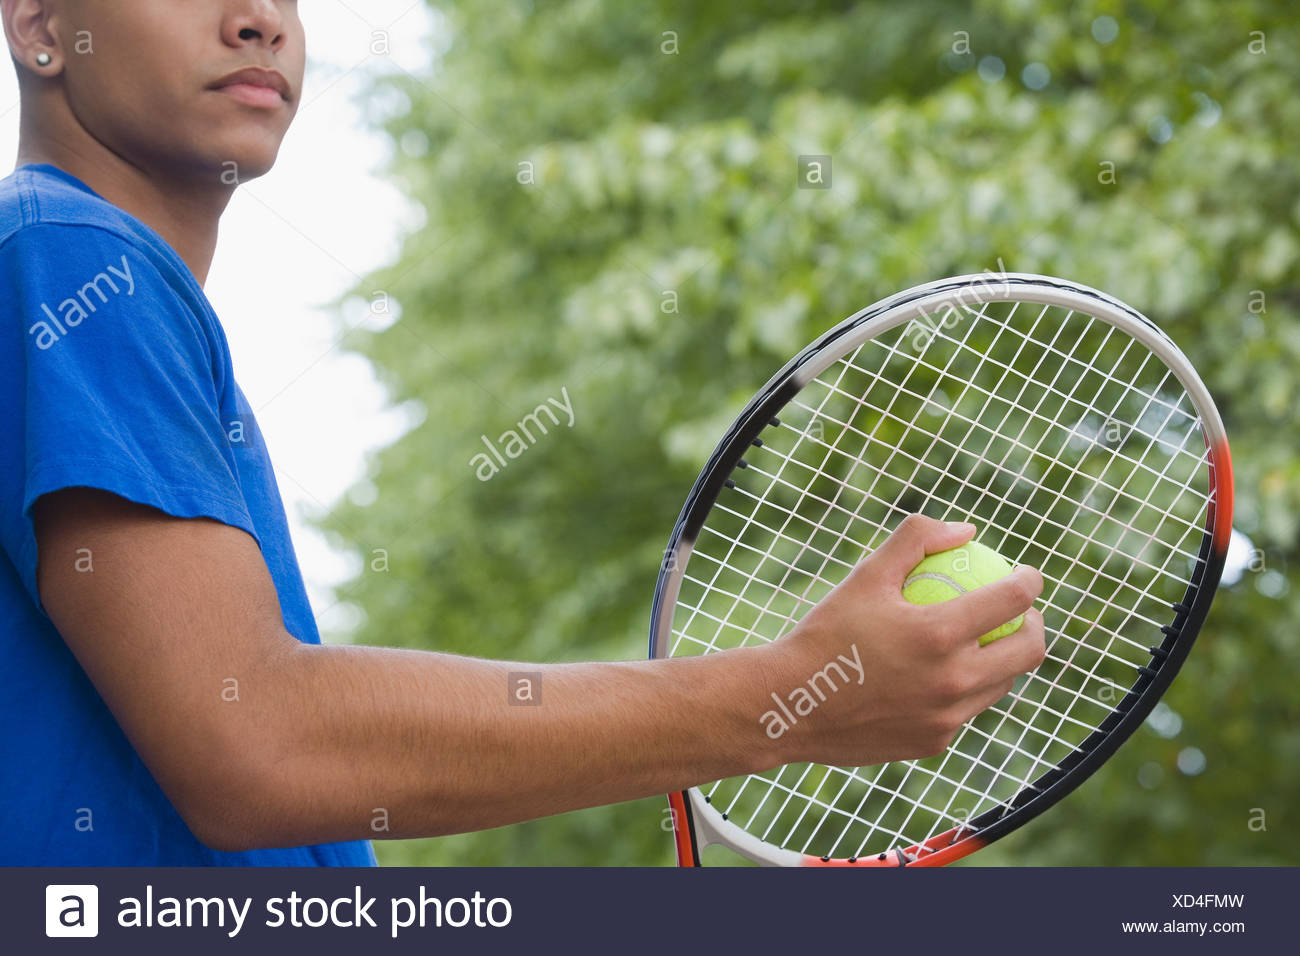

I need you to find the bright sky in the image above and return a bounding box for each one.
[0,1,436,638]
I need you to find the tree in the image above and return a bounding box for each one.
[318,0,1300,865]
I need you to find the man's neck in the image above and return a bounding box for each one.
[17,140,234,287]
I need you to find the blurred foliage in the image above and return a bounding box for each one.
[317,0,1300,865]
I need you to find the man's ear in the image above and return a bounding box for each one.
[3,0,62,76]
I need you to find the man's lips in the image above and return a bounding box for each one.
[210,67,291,108]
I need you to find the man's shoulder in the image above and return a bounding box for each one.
[0,165,223,361]
[0,164,150,253]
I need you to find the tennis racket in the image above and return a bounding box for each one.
[649,273,1232,866]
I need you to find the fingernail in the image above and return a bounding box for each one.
[946,521,975,532]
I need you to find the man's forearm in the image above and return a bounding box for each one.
[215,640,787,851]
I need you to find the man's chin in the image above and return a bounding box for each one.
[198,145,282,187]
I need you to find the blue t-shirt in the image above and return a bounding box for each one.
[0,163,376,866]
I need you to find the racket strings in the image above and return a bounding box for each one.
[714,313,1207,628]
[675,301,1007,665]
[811,347,1207,547]
[670,341,874,660]
[685,509,1150,701]
[668,298,1215,861]
[931,393,1208,820]
[730,435,1189,630]
[771,308,1151,856]
[683,409,1199,661]
[683,358,1203,679]
[752,674,1102,856]
[822,316,1209,858]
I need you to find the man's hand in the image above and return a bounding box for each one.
[760,514,1046,768]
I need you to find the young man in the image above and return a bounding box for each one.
[0,0,1045,866]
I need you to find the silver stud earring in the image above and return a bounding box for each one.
[35,52,52,67]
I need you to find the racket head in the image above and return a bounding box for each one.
[650,273,1231,867]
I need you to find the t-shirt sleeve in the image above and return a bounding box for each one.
[1,223,256,612]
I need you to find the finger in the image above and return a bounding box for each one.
[953,675,1018,724]
[861,513,977,584]
[960,608,1048,687]
[929,565,1044,646]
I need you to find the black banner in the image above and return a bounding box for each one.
[11,866,1293,953]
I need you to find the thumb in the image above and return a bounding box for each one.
[865,514,977,584]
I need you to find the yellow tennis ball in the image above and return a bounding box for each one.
[902,541,1025,646]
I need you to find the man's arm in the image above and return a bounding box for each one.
[35,488,1044,852]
